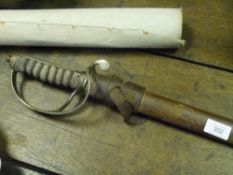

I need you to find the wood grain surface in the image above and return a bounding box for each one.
[0,0,232,175]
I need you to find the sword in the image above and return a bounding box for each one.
[6,55,233,146]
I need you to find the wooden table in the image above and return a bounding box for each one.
[0,1,232,174]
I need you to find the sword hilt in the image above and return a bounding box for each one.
[6,56,109,116]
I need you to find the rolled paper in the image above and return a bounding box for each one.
[0,8,185,48]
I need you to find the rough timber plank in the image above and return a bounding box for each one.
[0,48,232,175]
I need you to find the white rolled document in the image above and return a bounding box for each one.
[0,8,185,48]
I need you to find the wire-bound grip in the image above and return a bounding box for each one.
[6,56,110,116]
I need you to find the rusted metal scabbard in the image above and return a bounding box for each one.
[92,74,233,146]
[138,91,233,145]
[7,56,233,146]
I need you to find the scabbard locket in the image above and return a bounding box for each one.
[91,74,146,124]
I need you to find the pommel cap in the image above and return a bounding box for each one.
[6,55,18,69]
